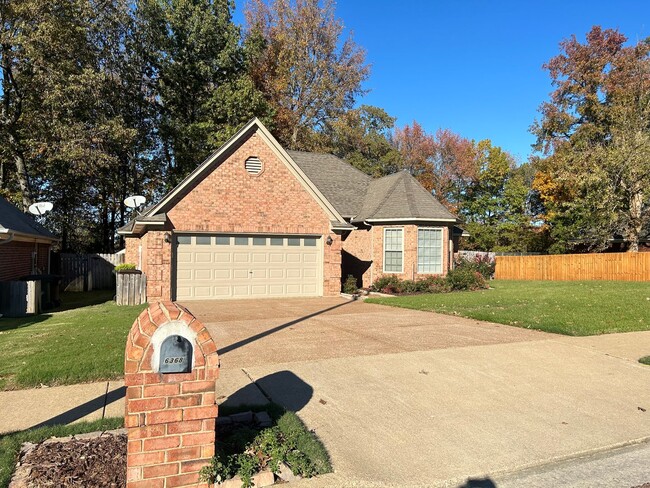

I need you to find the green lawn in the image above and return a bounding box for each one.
[366,280,650,336]
[0,417,123,488]
[0,291,146,390]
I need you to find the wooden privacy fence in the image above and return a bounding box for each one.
[116,272,146,305]
[57,253,124,291]
[495,253,650,281]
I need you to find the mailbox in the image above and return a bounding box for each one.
[159,335,193,373]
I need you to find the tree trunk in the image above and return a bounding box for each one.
[291,124,299,149]
[627,190,643,252]
[8,130,32,211]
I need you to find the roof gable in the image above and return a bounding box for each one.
[135,118,346,228]
[0,196,57,240]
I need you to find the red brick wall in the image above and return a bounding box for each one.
[125,302,218,488]
[342,228,373,288]
[139,130,341,300]
[125,237,140,268]
[0,240,51,281]
[371,224,452,284]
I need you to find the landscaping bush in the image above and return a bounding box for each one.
[370,275,401,293]
[342,275,359,294]
[454,255,495,279]
[200,408,330,487]
[369,269,486,296]
[114,263,136,272]
[446,267,488,291]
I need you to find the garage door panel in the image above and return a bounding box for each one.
[214,269,230,280]
[232,285,250,297]
[177,269,192,280]
[251,285,267,295]
[195,269,211,280]
[177,252,193,263]
[233,253,249,263]
[269,269,284,279]
[303,284,317,294]
[286,253,300,263]
[303,269,317,278]
[233,269,249,279]
[195,252,212,263]
[213,286,231,297]
[175,234,321,300]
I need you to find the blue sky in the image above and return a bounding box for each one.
[234,1,650,163]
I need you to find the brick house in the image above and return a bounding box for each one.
[0,196,58,281]
[118,118,458,301]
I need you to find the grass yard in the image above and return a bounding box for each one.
[366,280,650,336]
[0,291,146,390]
[0,417,123,488]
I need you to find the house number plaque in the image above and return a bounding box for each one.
[159,335,193,373]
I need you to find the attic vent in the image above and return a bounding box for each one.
[245,156,263,175]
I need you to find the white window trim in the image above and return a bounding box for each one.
[383,227,404,274]
[417,227,444,274]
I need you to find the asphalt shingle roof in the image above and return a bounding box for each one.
[287,151,372,218]
[352,170,457,222]
[0,196,57,239]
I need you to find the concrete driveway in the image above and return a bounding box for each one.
[181,297,650,487]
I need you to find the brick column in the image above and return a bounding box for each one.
[124,302,219,488]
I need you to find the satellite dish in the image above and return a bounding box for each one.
[124,195,146,209]
[28,201,53,216]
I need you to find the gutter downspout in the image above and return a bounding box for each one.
[0,229,15,245]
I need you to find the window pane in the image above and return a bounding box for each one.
[215,236,230,245]
[235,237,249,245]
[253,237,266,246]
[384,228,403,272]
[287,238,300,246]
[177,235,191,245]
[418,228,442,274]
[196,235,211,245]
[270,237,284,246]
[303,238,317,247]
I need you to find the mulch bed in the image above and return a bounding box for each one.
[13,433,126,487]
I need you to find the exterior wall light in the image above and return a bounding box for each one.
[164,232,172,244]
[326,235,333,246]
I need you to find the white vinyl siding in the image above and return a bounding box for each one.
[383,228,404,273]
[418,228,443,274]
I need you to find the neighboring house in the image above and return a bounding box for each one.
[0,196,58,281]
[118,118,459,301]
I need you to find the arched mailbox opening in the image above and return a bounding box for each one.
[159,334,193,373]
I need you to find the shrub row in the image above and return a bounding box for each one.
[370,262,490,295]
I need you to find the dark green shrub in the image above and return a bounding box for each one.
[446,266,488,291]
[342,275,359,294]
[370,275,401,293]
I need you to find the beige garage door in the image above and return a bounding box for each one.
[174,234,322,300]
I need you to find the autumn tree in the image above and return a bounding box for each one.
[245,0,369,150]
[532,26,650,252]
[391,121,476,212]
[322,105,398,176]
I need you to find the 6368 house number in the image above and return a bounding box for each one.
[163,357,185,364]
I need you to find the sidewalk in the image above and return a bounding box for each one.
[0,368,267,435]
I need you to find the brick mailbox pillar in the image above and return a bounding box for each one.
[124,302,219,488]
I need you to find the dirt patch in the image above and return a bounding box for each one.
[11,432,126,487]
